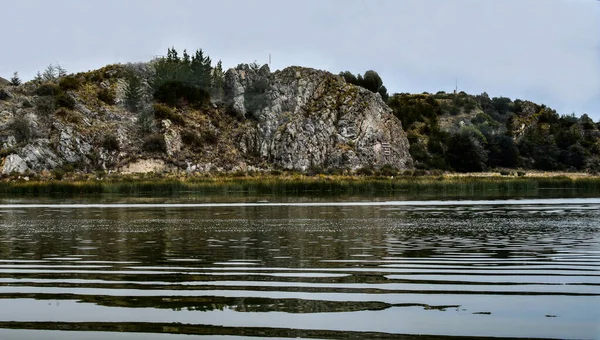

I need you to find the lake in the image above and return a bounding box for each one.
[0,197,598,339]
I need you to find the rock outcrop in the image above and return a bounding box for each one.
[0,63,413,175]
[225,65,412,171]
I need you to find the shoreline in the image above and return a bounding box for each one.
[0,172,599,196]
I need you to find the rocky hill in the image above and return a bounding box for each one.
[387,91,600,172]
[0,62,412,176]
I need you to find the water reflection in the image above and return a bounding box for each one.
[0,200,598,339]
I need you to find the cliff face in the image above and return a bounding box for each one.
[0,64,412,175]
[225,65,412,171]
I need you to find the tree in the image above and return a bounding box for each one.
[446,129,488,172]
[34,72,43,84]
[56,64,67,78]
[339,70,389,101]
[42,64,57,82]
[9,72,21,86]
[124,74,143,112]
[151,47,214,107]
[211,60,225,100]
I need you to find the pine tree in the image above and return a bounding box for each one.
[56,64,67,78]
[124,74,143,113]
[9,72,21,86]
[34,71,43,84]
[211,60,225,100]
[42,64,57,82]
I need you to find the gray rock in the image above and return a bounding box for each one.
[20,140,61,171]
[224,65,413,171]
[3,136,16,149]
[0,88,12,101]
[56,126,92,165]
[162,119,182,157]
[2,154,29,174]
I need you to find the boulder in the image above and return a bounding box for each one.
[2,154,29,174]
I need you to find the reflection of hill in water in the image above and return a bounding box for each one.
[0,201,598,339]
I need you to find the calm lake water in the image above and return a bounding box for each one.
[0,198,599,339]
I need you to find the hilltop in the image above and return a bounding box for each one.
[0,48,598,180]
[0,51,412,178]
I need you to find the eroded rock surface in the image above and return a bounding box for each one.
[225,65,412,171]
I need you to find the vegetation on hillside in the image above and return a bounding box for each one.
[2,48,599,177]
[386,91,600,174]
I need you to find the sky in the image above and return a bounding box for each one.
[2,0,599,119]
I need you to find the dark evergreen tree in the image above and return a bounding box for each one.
[9,72,21,86]
[124,74,143,113]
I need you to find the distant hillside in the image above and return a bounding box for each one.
[0,77,9,86]
[387,91,600,173]
[1,48,598,178]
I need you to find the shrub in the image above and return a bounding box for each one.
[101,134,120,152]
[137,109,154,134]
[55,108,81,124]
[326,168,345,176]
[378,164,398,176]
[35,96,56,115]
[202,130,218,144]
[152,103,185,126]
[9,116,32,143]
[21,99,33,108]
[499,169,512,176]
[356,166,374,176]
[52,169,65,180]
[306,165,324,176]
[35,83,60,96]
[0,147,16,158]
[517,171,526,177]
[56,92,76,109]
[412,169,427,177]
[181,129,202,147]
[154,80,210,108]
[97,87,116,105]
[142,133,166,153]
[58,76,81,91]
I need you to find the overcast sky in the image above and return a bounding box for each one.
[2,0,599,118]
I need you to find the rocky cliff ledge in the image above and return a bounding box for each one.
[225,65,412,171]
[0,64,412,175]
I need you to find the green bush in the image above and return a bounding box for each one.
[56,92,76,109]
[356,166,374,176]
[35,83,60,96]
[101,134,120,152]
[202,130,218,144]
[97,88,116,105]
[152,103,185,126]
[499,169,512,176]
[35,96,56,115]
[181,129,202,147]
[21,98,33,108]
[59,76,81,91]
[52,169,65,180]
[378,164,398,176]
[55,108,81,124]
[306,165,324,176]
[517,171,526,177]
[9,116,32,143]
[154,80,210,108]
[142,133,167,153]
